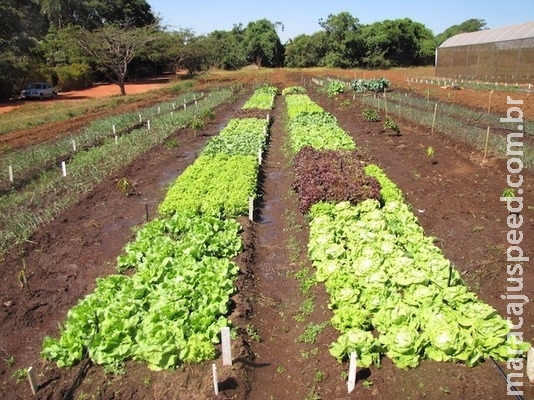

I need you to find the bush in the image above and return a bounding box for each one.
[362,108,381,122]
[293,147,381,213]
[54,63,93,91]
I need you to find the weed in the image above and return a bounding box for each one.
[304,387,321,400]
[4,355,15,367]
[117,178,130,194]
[200,109,215,120]
[426,146,435,158]
[439,387,451,394]
[362,108,380,122]
[276,365,285,374]
[362,379,373,388]
[300,275,316,295]
[299,296,315,317]
[472,226,484,232]
[246,324,261,342]
[314,370,325,382]
[188,115,204,131]
[297,322,329,343]
[339,99,351,107]
[11,368,27,383]
[502,187,515,198]
[164,139,179,149]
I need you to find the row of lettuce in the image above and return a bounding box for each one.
[282,86,529,369]
[41,86,276,371]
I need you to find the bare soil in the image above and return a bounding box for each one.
[0,70,533,400]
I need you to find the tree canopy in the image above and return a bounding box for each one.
[0,4,491,101]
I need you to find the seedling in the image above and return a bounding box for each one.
[384,117,400,135]
[426,146,435,158]
[362,108,380,122]
[502,188,515,198]
[314,370,325,382]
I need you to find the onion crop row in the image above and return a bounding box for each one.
[0,89,234,256]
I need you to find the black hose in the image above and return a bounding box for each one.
[490,357,524,400]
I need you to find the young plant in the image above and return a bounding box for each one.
[384,117,400,135]
[327,81,345,97]
[426,146,435,158]
[502,188,515,198]
[362,108,380,122]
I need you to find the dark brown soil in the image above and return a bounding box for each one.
[1,70,533,400]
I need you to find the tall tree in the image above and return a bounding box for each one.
[205,25,247,70]
[284,32,328,68]
[318,12,364,68]
[37,0,156,30]
[242,19,284,68]
[75,24,158,94]
[361,18,435,68]
[435,19,487,46]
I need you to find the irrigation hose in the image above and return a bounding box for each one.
[490,357,524,400]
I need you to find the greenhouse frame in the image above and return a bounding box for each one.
[435,21,534,83]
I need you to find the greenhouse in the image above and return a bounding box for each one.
[435,21,534,83]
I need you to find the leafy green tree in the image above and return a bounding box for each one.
[206,26,247,70]
[242,19,284,68]
[317,12,364,68]
[75,24,158,94]
[37,0,156,30]
[285,32,328,68]
[435,19,487,46]
[361,18,435,68]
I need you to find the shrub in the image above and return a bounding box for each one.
[54,63,93,91]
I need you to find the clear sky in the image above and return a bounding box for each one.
[147,0,534,43]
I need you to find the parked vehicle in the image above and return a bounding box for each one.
[20,83,57,99]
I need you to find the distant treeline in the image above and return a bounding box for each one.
[0,0,486,100]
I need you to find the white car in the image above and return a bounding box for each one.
[20,83,57,99]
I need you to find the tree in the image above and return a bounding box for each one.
[361,18,435,68]
[284,32,328,68]
[435,19,487,46]
[205,26,247,70]
[242,19,284,68]
[317,12,364,68]
[37,0,156,30]
[75,24,158,95]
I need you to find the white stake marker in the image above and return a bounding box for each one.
[112,124,116,134]
[221,327,232,366]
[249,197,254,221]
[61,161,67,177]
[139,114,142,123]
[147,120,151,130]
[347,352,357,393]
[158,107,160,114]
[115,135,118,144]
[27,366,38,395]
[527,347,534,382]
[72,139,76,151]
[8,165,13,182]
[212,363,219,395]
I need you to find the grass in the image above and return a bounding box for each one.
[0,80,196,137]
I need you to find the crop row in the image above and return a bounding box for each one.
[41,87,274,371]
[283,87,529,370]
[242,84,277,110]
[0,89,234,256]
[1,92,206,193]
